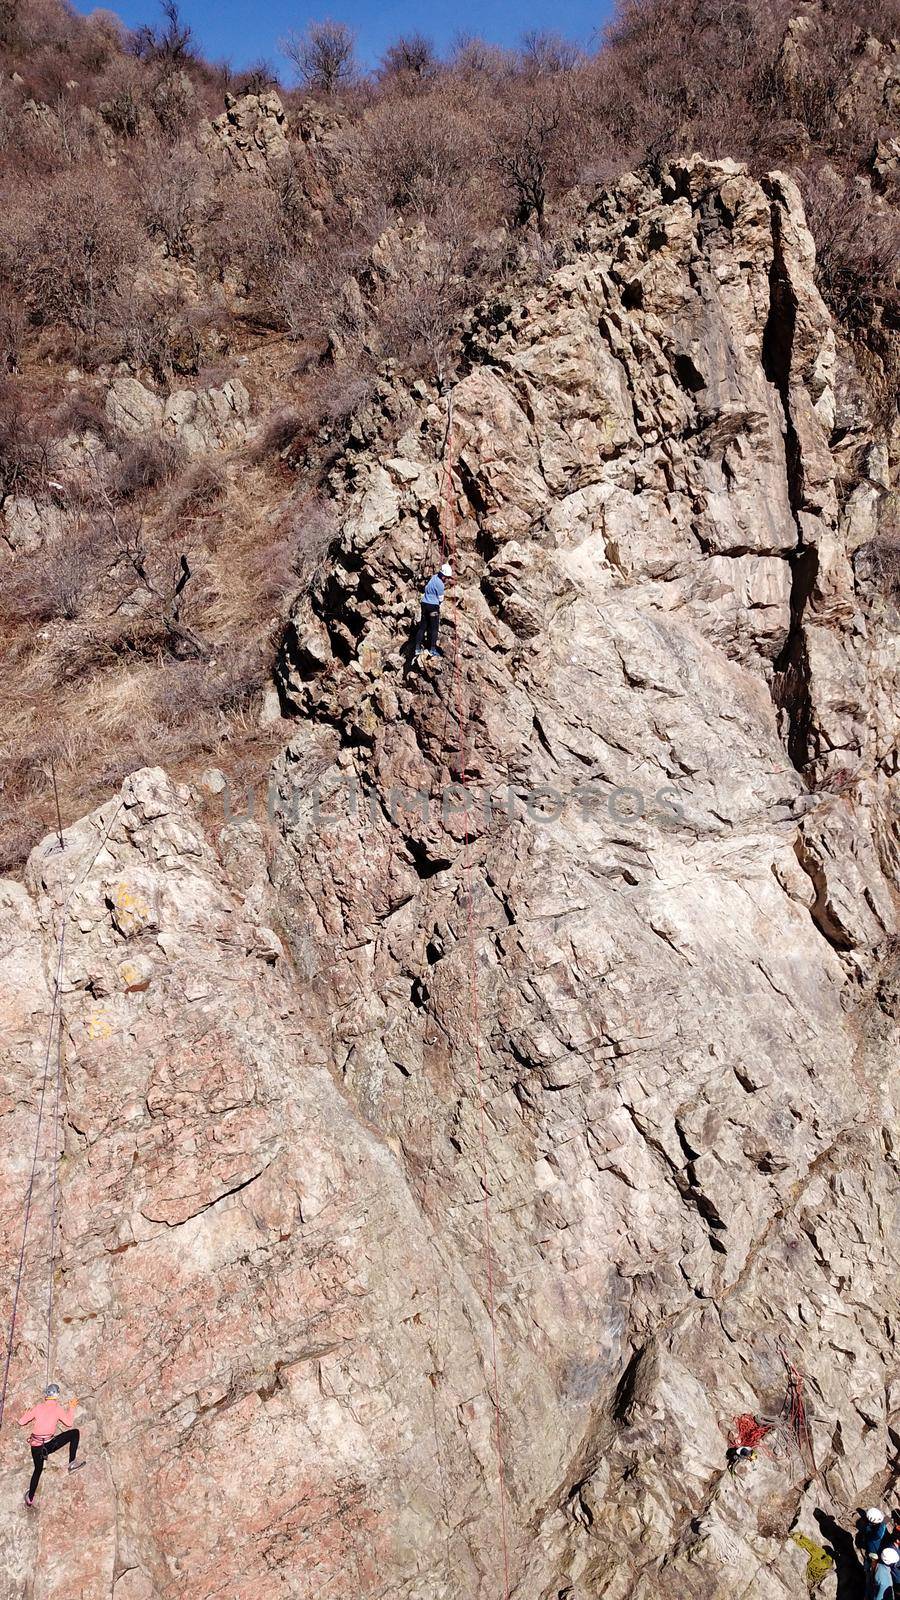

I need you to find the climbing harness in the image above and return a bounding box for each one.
[0,801,123,1433]
[437,388,513,1597]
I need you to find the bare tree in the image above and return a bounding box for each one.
[362,90,474,215]
[280,19,357,94]
[131,0,194,66]
[379,33,439,85]
[449,32,513,79]
[520,29,584,76]
[16,168,140,341]
[492,89,565,228]
[236,59,280,95]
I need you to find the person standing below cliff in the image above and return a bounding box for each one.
[870,1545,899,1597]
[412,562,452,661]
[863,1509,889,1565]
[18,1384,84,1507]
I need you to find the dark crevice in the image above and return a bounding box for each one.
[673,352,706,393]
[612,1345,645,1421]
[793,836,855,952]
[761,189,819,781]
[405,836,453,879]
[532,715,554,757]
[772,546,819,773]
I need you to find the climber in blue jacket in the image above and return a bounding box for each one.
[413,563,452,660]
[863,1509,890,1567]
[871,1546,899,1597]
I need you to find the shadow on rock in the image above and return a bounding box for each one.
[814,1508,866,1600]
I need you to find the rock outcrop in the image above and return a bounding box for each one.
[105,375,251,455]
[1,496,64,556]
[202,89,291,171]
[2,156,899,1599]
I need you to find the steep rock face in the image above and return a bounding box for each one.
[272,156,900,1594]
[0,156,898,1600]
[0,771,512,1598]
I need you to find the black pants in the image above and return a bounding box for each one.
[29,1428,79,1498]
[413,603,440,655]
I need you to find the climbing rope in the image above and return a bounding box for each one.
[438,389,513,1597]
[0,801,123,1432]
[0,926,66,1431]
[780,1351,816,1476]
[46,921,66,1391]
[725,1352,817,1478]
[730,1414,774,1452]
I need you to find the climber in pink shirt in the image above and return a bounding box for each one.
[18,1383,84,1507]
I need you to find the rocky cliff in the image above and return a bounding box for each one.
[1,156,899,1599]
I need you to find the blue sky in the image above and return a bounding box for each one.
[75,0,617,74]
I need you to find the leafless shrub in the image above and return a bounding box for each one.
[103,287,217,381]
[201,176,288,302]
[0,379,50,499]
[8,521,104,621]
[281,19,357,94]
[147,65,196,136]
[12,167,140,342]
[112,433,184,499]
[135,139,207,256]
[131,0,194,67]
[306,365,375,430]
[260,150,315,246]
[76,7,124,72]
[378,249,474,379]
[449,33,514,82]
[284,490,339,588]
[361,90,476,215]
[96,55,144,136]
[520,29,584,76]
[152,658,221,730]
[855,522,900,599]
[0,813,44,875]
[0,295,26,372]
[491,83,568,228]
[51,387,115,444]
[252,408,305,460]
[803,168,900,330]
[153,648,269,737]
[234,59,280,95]
[167,459,227,522]
[275,234,369,353]
[379,34,439,87]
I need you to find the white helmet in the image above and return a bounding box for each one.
[882,1549,899,1566]
[440,562,452,577]
[868,1508,886,1523]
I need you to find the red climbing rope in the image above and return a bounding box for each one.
[730,1414,774,1451]
[46,920,66,1389]
[781,1352,816,1474]
[726,1354,817,1475]
[0,924,66,1430]
[439,390,513,1599]
[0,801,123,1434]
